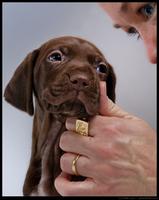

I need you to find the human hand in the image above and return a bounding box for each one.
[55,82,156,196]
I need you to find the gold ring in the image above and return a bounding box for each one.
[75,119,88,136]
[72,154,80,176]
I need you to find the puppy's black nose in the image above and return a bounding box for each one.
[70,74,89,90]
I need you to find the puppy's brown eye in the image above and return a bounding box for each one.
[96,63,107,74]
[48,50,62,62]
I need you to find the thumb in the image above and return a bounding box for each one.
[99,81,139,119]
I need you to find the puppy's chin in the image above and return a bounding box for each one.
[42,89,100,118]
[49,100,88,118]
[44,98,99,119]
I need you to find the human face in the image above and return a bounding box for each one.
[100,3,157,64]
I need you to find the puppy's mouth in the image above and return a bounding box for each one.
[47,100,88,118]
[42,89,99,118]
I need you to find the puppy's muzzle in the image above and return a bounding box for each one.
[69,74,90,91]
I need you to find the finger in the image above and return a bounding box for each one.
[65,115,112,138]
[54,172,95,196]
[65,114,122,138]
[65,117,77,132]
[60,152,92,177]
[59,131,94,157]
[99,81,140,120]
[65,117,102,137]
[66,83,139,134]
[66,117,90,135]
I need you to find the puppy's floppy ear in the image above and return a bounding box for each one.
[106,63,116,103]
[4,49,39,116]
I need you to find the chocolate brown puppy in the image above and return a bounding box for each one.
[4,36,116,196]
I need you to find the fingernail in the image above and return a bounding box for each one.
[66,117,77,131]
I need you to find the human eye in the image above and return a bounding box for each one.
[138,3,156,19]
[126,27,140,40]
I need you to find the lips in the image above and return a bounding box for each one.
[77,92,99,116]
[42,88,99,117]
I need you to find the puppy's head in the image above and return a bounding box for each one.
[4,36,116,118]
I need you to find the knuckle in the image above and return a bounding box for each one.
[105,123,121,136]
[79,157,89,171]
[54,177,63,195]
[59,131,69,149]
[60,153,74,173]
[55,183,74,196]
[94,140,115,159]
[54,178,71,196]
[60,154,66,170]
[83,136,95,156]
[63,186,80,196]
[62,189,72,196]
[89,115,102,128]
[54,178,59,192]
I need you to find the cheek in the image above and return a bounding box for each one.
[140,22,156,42]
[33,64,53,92]
[139,24,156,63]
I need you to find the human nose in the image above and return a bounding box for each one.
[144,40,157,64]
[140,27,157,64]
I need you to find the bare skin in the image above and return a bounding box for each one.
[100,3,157,64]
[54,3,157,196]
[55,82,156,196]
